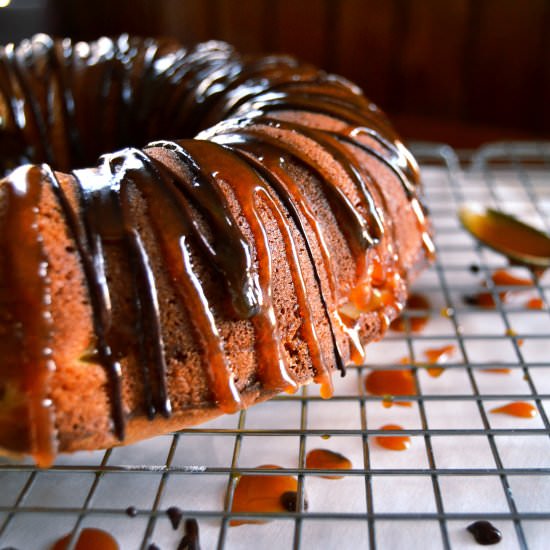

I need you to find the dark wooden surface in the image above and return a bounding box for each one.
[2,0,550,146]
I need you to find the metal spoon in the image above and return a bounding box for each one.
[458,205,550,269]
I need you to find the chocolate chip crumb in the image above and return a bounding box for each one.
[166,506,183,530]
[467,520,502,545]
[177,518,201,550]
[125,506,138,517]
[280,491,308,512]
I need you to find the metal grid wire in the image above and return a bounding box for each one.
[1,142,550,549]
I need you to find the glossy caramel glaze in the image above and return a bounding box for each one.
[0,35,431,462]
[460,207,550,268]
[0,166,56,465]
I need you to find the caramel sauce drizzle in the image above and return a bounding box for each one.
[339,126,436,261]
[0,166,56,466]
[268,120,387,242]
[348,126,420,184]
[215,127,376,255]
[208,121,406,363]
[0,36,430,452]
[255,177,334,396]
[97,149,242,413]
[152,139,297,393]
[143,141,260,318]
[233,144,349,369]
[221,136,357,371]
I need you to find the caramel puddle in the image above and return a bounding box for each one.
[305,448,352,479]
[390,293,431,333]
[365,369,415,407]
[52,528,119,550]
[423,344,456,377]
[375,424,411,451]
[230,465,298,526]
[491,401,537,418]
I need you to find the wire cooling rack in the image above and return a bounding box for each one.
[1,142,550,550]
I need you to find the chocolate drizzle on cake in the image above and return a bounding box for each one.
[0,35,432,462]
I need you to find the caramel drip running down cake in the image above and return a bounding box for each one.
[0,35,433,465]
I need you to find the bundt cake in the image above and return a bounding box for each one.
[0,35,433,465]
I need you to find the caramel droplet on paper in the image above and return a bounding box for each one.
[230,465,298,526]
[365,369,415,407]
[375,424,411,451]
[52,528,119,550]
[464,269,534,308]
[423,344,456,377]
[390,293,430,333]
[526,297,544,310]
[305,448,352,479]
[491,402,537,418]
[483,367,511,374]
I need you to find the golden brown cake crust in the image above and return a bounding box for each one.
[0,35,433,464]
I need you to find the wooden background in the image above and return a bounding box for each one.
[3,0,550,145]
